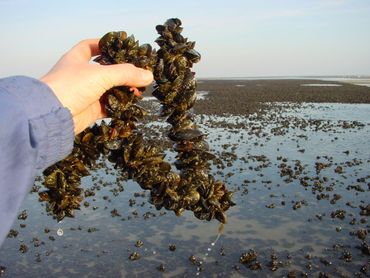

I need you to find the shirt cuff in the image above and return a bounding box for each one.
[0,75,74,170]
[29,107,74,170]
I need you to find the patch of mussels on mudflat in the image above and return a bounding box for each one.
[39,18,234,223]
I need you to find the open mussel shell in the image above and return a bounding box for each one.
[168,128,204,142]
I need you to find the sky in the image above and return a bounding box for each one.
[0,0,369,78]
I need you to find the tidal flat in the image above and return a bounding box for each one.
[0,79,369,277]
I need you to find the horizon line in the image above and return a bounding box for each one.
[197,74,370,80]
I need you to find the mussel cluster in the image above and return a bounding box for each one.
[40,18,234,223]
[39,146,92,221]
[152,19,234,222]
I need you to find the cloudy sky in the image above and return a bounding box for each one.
[0,0,369,78]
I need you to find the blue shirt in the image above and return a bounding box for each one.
[0,76,74,246]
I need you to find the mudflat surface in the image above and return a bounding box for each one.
[193,79,370,115]
[1,79,369,278]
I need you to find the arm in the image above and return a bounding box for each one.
[0,39,153,247]
[0,76,74,246]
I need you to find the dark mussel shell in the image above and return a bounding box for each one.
[168,128,204,142]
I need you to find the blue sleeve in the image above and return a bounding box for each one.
[0,76,74,246]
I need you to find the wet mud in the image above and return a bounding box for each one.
[0,79,369,277]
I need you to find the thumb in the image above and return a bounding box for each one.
[98,63,154,89]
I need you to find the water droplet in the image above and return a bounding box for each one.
[211,242,215,246]
[152,250,156,255]
[207,248,212,251]
[57,228,63,236]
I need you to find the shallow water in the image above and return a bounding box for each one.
[300,84,343,87]
[0,102,369,277]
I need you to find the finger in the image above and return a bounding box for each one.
[64,39,101,63]
[129,87,142,97]
[99,63,154,89]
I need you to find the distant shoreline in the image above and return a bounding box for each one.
[198,77,370,87]
[198,75,370,80]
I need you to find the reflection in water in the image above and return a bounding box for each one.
[0,103,369,277]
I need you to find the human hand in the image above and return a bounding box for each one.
[40,39,153,134]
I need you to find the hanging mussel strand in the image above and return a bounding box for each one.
[94,32,184,215]
[39,31,156,221]
[40,19,234,223]
[92,30,157,172]
[39,130,97,221]
[153,18,235,223]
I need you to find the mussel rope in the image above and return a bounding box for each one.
[40,18,234,223]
